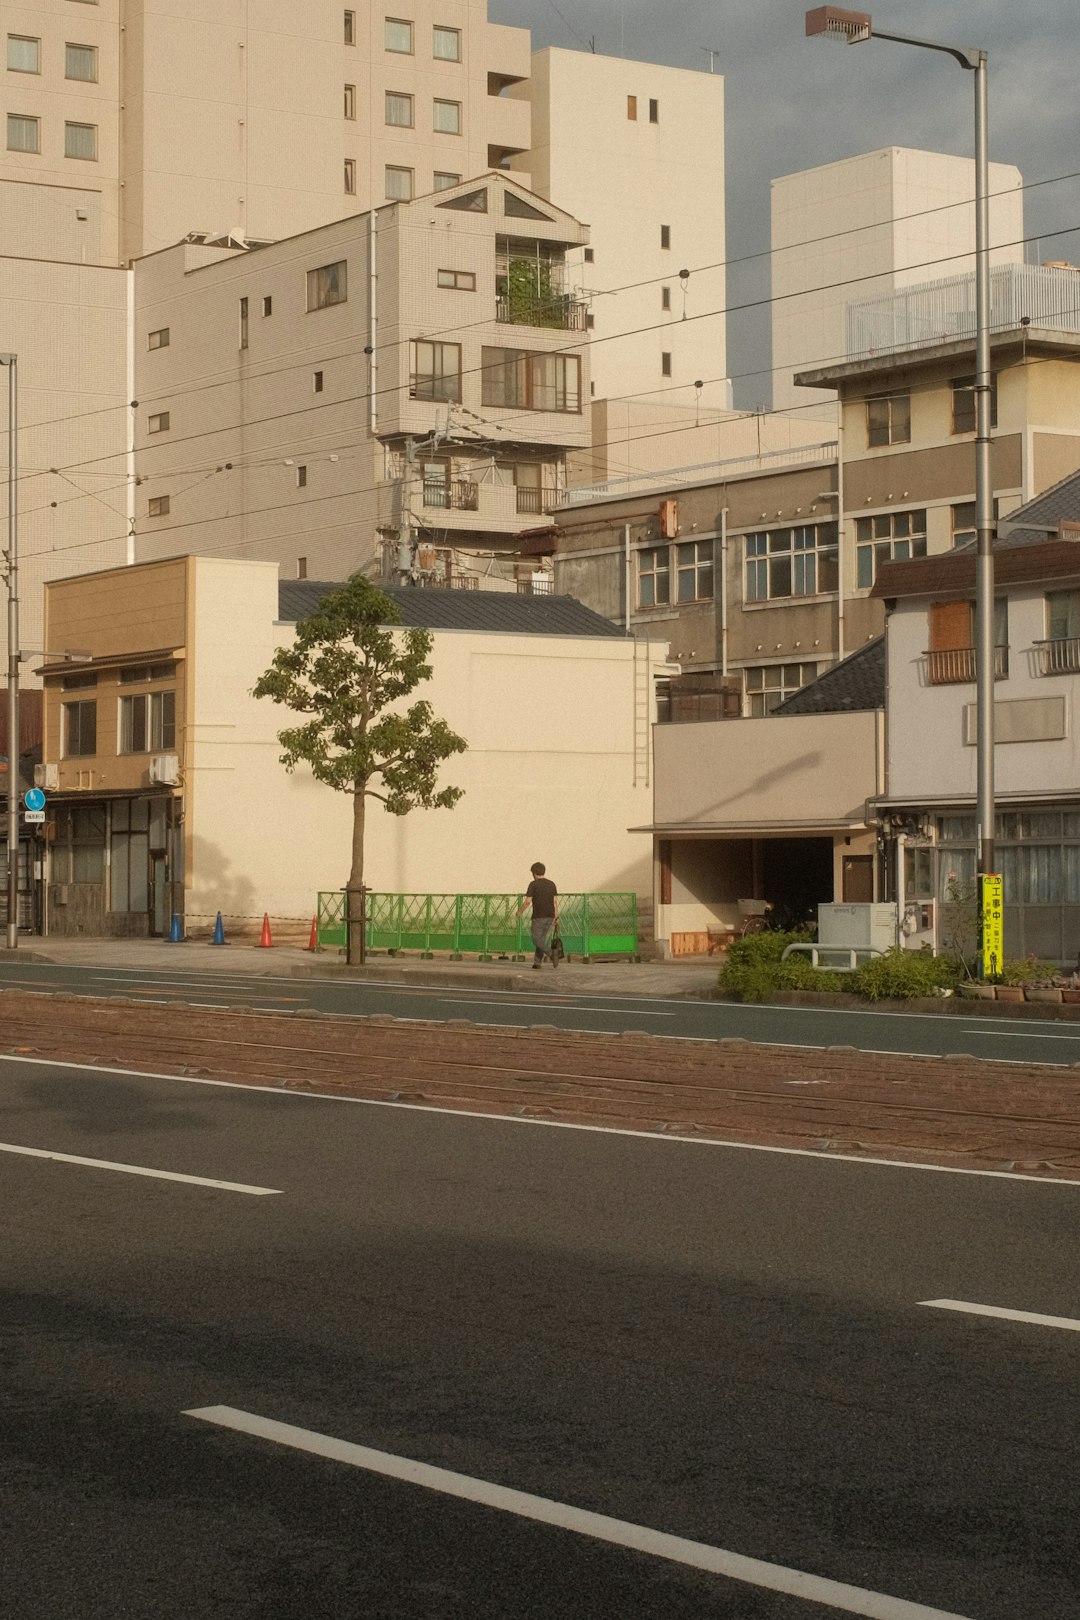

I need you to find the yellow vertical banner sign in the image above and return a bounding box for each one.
[979,873,1003,979]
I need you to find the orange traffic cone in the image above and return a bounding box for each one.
[257,912,274,948]
[306,915,318,951]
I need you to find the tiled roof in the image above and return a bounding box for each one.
[277,581,625,637]
[773,636,884,715]
[872,539,1080,600]
[1002,466,1080,531]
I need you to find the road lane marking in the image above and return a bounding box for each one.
[2,1051,1079,1186]
[184,1406,970,1619]
[966,1030,1080,1043]
[920,1298,1080,1332]
[435,998,673,1016]
[0,1139,280,1195]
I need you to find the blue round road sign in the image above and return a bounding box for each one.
[24,787,45,812]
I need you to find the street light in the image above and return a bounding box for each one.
[805,8,996,962]
[1,353,19,951]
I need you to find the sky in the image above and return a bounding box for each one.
[490,0,1080,406]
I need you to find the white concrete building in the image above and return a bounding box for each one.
[1,0,533,265]
[771,147,1025,411]
[513,48,728,411]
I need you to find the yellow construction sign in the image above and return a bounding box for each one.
[980,874,1003,979]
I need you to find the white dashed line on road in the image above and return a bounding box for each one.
[0,1139,281,1195]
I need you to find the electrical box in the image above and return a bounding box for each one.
[658,498,678,538]
[817,903,898,951]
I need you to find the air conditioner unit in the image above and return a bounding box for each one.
[148,753,180,785]
[35,763,59,790]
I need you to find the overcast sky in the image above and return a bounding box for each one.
[491,0,1080,406]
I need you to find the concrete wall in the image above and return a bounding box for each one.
[514,48,727,410]
[771,148,1024,411]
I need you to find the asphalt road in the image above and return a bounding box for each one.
[4,958,1080,1065]
[2,1052,1079,1618]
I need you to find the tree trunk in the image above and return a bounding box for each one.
[346,785,367,966]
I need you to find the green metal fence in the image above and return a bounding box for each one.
[316,891,638,959]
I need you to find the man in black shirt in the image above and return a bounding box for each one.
[517,861,559,968]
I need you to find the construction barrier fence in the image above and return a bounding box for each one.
[316,891,638,959]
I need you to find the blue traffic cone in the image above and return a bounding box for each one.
[211,911,226,946]
[167,912,183,943]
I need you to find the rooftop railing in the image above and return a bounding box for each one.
[846,263,1080,362]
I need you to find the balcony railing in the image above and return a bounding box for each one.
[496,293,589,331]
[514,485,558,515]
[516,576,553,596]
[926,645,1009,685]
[1034,637,1080,674]
[422,478,479,511]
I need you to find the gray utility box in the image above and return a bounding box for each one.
[817,903,898,951]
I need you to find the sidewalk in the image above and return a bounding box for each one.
[0,936,722,1000]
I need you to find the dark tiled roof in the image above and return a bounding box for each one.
[277,581,625,637]
[1002,466,1080,531]
[872,539,1080,600]
[773,636,884,715]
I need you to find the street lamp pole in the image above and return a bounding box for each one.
[805,6,995,917]
[1,352,19,951]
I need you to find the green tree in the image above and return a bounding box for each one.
[253,574,467,964]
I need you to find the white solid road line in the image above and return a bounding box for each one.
[435,998,673,1016]
[0,1140,281,1195]
[184,1406,971,1620]
[920,1298,1080,1332]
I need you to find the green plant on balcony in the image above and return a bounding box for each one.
[501,257,566,328]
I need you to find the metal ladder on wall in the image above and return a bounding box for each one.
[632,638,651,789]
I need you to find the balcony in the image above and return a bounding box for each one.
[514,485,559,515]
[1035,637,1080,675]
[496,293,589,332]
[422,478,479,512]
[926,645,1009,685]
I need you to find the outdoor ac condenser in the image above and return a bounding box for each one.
[34,763,59,790]
[148,753,179,785]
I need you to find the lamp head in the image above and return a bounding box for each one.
[805,7,872,42]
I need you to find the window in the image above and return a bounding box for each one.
[745,523,839,602]
[1039,591,1080,674]
[262,295,272,316]
[297,557,308,580]
[434,170,460,191]
[344,10,356,45]
[385,165,413,200]
[676,540,714,603]
[238,295,248,349]
[661,286,671,311]
[7,114,40,153]
[296,465,307,488]
[744,663,818,718]
[661,351,672,378]
[433,98,461,134]
[64,121,97,160]
[584,248,594,263]
[53,805,106,886]
[344,157,356,194]
[410,339,462,402]
[313,370,324,392]
[926,599,1009,684]
[109,798,151,915]
[481,347,581,413]
[649,98,659,123]
[148,495,170,517]
[120,662,176,684]
[65,42,97,81]
[63,700,97,758]
[385,90,413,127]
[437,268,475,291]
[119,690,176,754]
[147,411,170,434]
[660,224,670,250]
[627,95,637,120]
[147,327,169,350]
[344,83,356,119]
[385,17,413,52]
[306,260,347,310]
[62,671,97,691]
[855,509,926,588]
[7,36,40,73]
[866,391,910,447]
[638,546,670,608]
[433,25,461,60]
[951,497,1000,549]
[951,373,998,434]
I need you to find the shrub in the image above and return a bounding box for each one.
[997,956,1061,986]
[850,947,962,1002]
[719,930,822,1002]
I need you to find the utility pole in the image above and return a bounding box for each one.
[1,353,20,950]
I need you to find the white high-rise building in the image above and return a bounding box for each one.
[771,146,1025,411]
[514,48,728,415]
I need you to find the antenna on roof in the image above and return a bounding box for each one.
[701,48,723,72]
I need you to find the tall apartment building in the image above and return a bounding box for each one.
[513,48,728,416]
[2,0,532,265]
[770,147,1024,410]
[131,175,590,585]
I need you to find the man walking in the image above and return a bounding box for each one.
[517,862,559,968]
